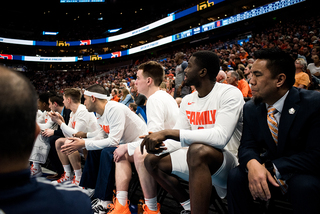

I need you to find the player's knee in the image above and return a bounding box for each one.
[55,138,65,150]
[144,154,160,175]
[187,143,216,168]
[133,147,146,168]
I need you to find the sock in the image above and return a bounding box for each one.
[74,169,82,181]
[100,200,112,208]
[116,191,128,206]
[181,199,191,211]
[145,196,158,211]
[63,165,72,176]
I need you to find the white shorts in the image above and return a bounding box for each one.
[170,147,238,198]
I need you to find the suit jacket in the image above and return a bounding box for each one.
[53,107,71,137]
[238,87,320,180]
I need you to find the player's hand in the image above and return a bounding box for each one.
[139,132,153,139]
[49,112,65,124]
[61,137,85,156]
[113,144,128,162]
[140,131,167,154]
[73,131,87,138]
[247,159,279,201]
[42,129,54,137]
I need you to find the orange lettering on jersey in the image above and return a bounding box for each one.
[196,111,205,125]
[206,110,212,124]
[210,110,216,124]
[187,110,216,125]
[45,119,48,123]
[72,121,76,129]
[198,127,204,129]
[100,124,110,134]
[186,110,191,120]
[190,111,196,125]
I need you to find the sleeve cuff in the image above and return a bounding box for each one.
[179,129,189,147]
[87,132,94,138]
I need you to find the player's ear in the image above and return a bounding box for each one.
[199,68,207,77]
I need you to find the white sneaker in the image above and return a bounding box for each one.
[30,164,42,177]
[52,172,72,184]
[71,176,81,186]
[92,198,109,214]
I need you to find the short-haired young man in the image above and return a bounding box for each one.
[227,48,320,214]
[42,95,72,180]
[50,88,99,185]
[37,92,52,123]
[108,61,179,214]
[30,92,56,177]
[60,84,148,213]
[142,51,244,214]
[0,66,91,213]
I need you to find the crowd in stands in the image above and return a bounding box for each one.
[24,14,320,97]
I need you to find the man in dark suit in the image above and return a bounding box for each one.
[227,48,320,214]
[42,95,71,180]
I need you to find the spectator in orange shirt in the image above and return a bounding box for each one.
[228,54,236,69]
[294,58,310,89]
[110,88,120,102]
[227,71,252,98]
[239,48,249,64]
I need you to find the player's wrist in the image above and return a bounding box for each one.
[163,129,180,141]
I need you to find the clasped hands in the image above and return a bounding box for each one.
[140,131,168,154]
[48,111,65,125]
[113,131,168,163]
[247,159,279,201]
[60,131,86,156]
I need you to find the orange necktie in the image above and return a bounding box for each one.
[267,106,278,145]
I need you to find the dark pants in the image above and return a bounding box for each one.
[80,147,116,201]
[227,166,320,214]
[48,135,64,175]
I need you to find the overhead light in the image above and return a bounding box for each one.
[43,31,59,35]
[107,28,122,33]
